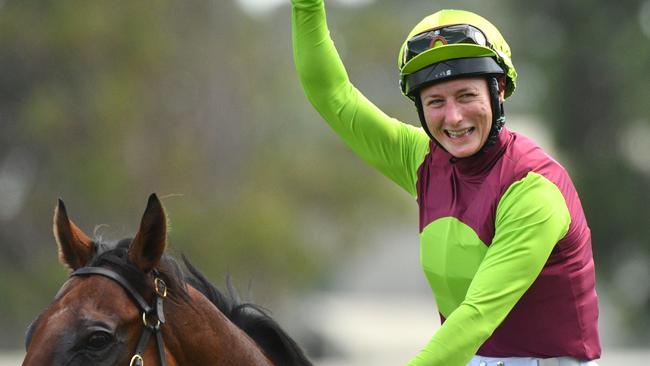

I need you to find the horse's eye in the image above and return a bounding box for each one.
[86,331,114,351]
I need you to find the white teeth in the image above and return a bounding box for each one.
[446,128,472,138]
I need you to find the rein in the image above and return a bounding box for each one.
[71,267,169,366]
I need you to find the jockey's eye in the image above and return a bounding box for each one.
[85,330,114,351]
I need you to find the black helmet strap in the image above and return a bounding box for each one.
[414,96,435,141]
[484,75,505,149]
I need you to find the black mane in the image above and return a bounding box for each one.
[88,238,312,366]
[182,257,313,366]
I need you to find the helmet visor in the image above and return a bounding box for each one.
[402,24,491,66]
[403,57,504,98]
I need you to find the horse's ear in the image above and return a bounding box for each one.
[54,199,94,272]
[128,194,167,273]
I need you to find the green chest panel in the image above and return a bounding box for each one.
[420,217,488,317]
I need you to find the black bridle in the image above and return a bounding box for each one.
[71,267,169,366]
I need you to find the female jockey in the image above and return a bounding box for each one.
[291,1,601,365]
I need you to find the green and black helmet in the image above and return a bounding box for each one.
[399,9,517,99]
[397,9,517,148]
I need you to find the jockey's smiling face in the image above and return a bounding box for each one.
[420,77,504,158]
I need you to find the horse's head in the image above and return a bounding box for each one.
[23,194,171,366]
[23,194,312,366]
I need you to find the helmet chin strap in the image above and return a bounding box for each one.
[414,76,505,160]
[484,76,505,149]
[414,96,435,141]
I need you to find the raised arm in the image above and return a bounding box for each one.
[291,0,429,197]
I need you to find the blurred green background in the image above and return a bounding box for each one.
[1,0,649,357]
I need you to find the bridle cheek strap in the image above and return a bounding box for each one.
[71,267,168,366]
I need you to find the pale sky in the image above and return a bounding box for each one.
[236,0,375,16]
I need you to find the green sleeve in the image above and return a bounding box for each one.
[408,172,571,366]
[291,0,430,197]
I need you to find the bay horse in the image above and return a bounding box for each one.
[22,194,313,366]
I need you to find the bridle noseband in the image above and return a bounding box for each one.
[71,267,169,366]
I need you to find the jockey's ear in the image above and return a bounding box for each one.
[54,199,94,272]
[498,76,506,103]
[128,194,167,273]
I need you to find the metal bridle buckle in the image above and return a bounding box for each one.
[142,311,161,329]
[130,354,144,366]
[154,277,167,298]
